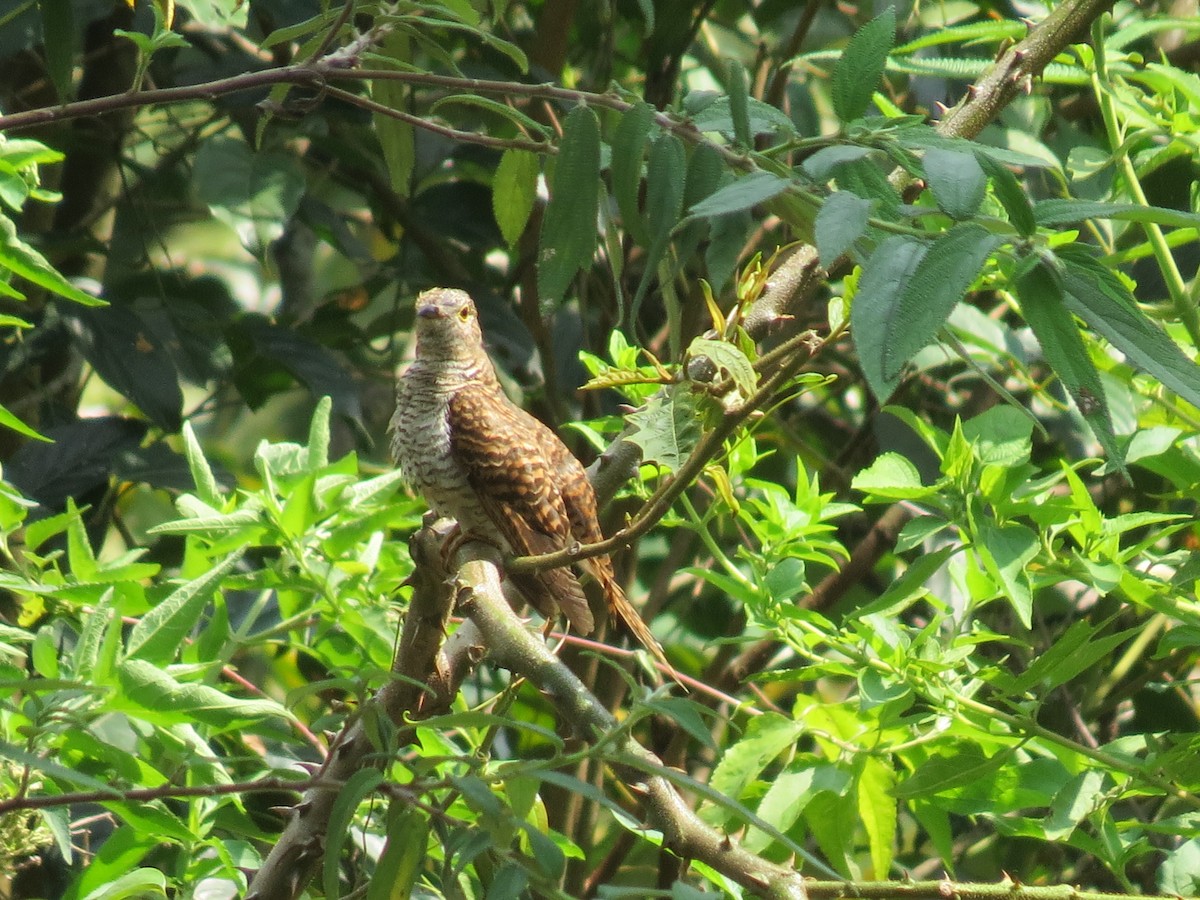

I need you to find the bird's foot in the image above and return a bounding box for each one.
[440,525,502,567]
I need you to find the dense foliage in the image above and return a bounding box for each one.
[1,1,1200,898]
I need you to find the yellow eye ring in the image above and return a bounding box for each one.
[457,306,472,321]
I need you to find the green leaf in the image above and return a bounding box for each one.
[814,191,872,266]
[538,105,601,304]
[632,133,687,314]
[193,136,307,255]
[372,33,416,198]
[880,223,1002,383]
[923,149,986,219]
[368,806,429,900]
[690,96,798,139]
[113,659,289,728]
[1034,199,1200,229]
[743,767,819,852]
[325,769,386,898]
[851,451,937,501]
[851,235,927,399]
[181,421,222,507]
[125,549,245,664]
[688,172,790,219]
[686,338,757,398]
[626,387,702,471]
[63,304,184,432]
[726,58,752,149]
[894,744,1013,799]
[974,519,1038,627]
[1057,245,1200,411]
[79,867,167,900]
[708,713,805,813]
[962,405,1034,466]
[856,755,897,879]
[831,8,896,122]
[977,153,1036,236]
[39,0,75,103]
[0,215,103,306]
[0,401,49,442]
[802,146,873,180]
[493,148,540,248]
[1043,770,1106,840]
[1015,261,1120,462]
[851,544,958,618]
[1009,620,1138,695]
[611,101,655,247]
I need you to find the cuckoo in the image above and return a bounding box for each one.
[390,287,668,669]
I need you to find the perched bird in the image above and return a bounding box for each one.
[390,287,668,669]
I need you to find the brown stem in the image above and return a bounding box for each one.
[456,551,808,900]
[245,523,460,900]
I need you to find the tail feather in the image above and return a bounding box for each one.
[585,556,676,679]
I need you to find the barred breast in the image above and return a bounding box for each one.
[390,361,508,544]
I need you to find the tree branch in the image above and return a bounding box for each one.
[245,523,463,900]
[455,549,809,900]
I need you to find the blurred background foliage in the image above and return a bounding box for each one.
[2,0,1200,897]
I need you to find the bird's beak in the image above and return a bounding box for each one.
[417,304,444,319]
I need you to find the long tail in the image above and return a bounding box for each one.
[586,556,678,681]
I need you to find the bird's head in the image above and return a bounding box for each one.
[412,288,485,361]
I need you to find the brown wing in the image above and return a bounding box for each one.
[533,413,672,671]
[447,382,595,635]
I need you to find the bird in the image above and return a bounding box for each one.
[389,287,669,671]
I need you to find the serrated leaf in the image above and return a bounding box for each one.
[802,146,873,181]
[923,149,986,219]
[726,58,752,149]
[626,388,701,471]
[126,550,245,664]
[851,236,927,399]
[114,659,289,728]
[1058,247,1200,411]
[856,756,896,879]
[688,172,790,219]
[962,405,1033,466]
[708,713,805,811]
[690,96,798,139]
[686,338,756,397]
[632,133,687,313]
[894,744,1011,798]
[611,101,655,246]
[538,105,600,304]
[831,8,896,122]
[815,191,872,266]
[1016,261,1120,462]
[881,223,1002,381]
[1034,199,1200,229]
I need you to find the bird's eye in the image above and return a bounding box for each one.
[457,307,472,322]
